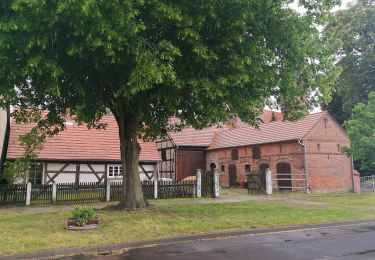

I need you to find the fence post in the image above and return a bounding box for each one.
[213,169,220,198]
[52,183,57,204]
[106,180,111,202]
[26,182,31,206]
[154,179,158,199]
[265,168,272,195]
[196,169,202,198]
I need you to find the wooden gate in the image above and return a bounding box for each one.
[229,164,237,187]
[247,171,266,194]
[276,163,292,191]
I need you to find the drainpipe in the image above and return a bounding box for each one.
[298,139,308,193]
[350,155,355,191]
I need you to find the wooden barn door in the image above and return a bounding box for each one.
[277,162,292,191]
[229,164,237,187]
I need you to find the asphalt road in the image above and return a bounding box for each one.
[85,221,375,260]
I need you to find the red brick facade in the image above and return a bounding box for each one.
[206,114,356,192]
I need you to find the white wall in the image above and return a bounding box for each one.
[44,162,156,184]
[0,107,8,166]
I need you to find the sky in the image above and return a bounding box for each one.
[290,0,355,13]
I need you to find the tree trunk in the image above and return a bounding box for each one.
[116,107,148,210]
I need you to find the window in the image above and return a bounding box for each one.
[221,165,225,172]
[210,163,216,170]
[231,149,239,161]
[161,149,167,161]
[108,165,123,178]
[244,164,251,174]
[252,146,261,159]
[29,164,43,185]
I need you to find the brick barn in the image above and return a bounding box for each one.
[4,114,160,185]
[159,111,357,192]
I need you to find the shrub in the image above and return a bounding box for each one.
[71,207,96,226]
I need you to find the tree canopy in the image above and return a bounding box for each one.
[344,92,375,172]
[323,0,375,124]
[0,0,340,208]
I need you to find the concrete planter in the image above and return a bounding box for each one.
[67,218,99,231]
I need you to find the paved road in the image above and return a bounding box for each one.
[88,221,375,260]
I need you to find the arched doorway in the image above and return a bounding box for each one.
[228,164,237,187]
[259,163,270,174]
[276,162,292,191]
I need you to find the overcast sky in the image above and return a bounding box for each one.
[290,0,355,13]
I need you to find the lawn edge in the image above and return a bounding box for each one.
[2,218,375,260]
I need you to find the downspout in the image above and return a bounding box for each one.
[298,139,309,193]
[350,155,355,191]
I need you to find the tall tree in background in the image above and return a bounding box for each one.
[323,0,375,124]
[344,92,375,172]
[0,0,339,209]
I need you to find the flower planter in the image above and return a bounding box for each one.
[67,218,100,231]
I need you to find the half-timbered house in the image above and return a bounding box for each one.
[5,115,160,184]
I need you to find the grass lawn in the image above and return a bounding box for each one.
[1,193,375,255]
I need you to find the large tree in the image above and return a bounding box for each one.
[323,0,375,124]
[344,92,375,172]
[0,0,339,209]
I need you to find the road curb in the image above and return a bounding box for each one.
[2,218,375,260]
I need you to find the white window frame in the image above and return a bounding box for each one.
[107,164,123,178]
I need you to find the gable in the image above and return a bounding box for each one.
[303,112,349,143]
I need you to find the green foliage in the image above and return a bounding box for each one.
[2,158,30,184]
[71,207,96,226]
[2,119,46,184]
[344,92,375,172]
[0,0,340,206]
[324,0,375,122]
[0,0,339,131]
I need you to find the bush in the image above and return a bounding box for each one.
[71,207,96,226]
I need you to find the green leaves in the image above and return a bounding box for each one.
[323,1,375,122]
[0,0,339,135]
[344,92,375,171]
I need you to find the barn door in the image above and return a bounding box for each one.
[277,163,292,191]
[229,164,237,187]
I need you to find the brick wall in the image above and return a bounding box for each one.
[206,114,354,192]
[303,114,353,192]
[206,141,305,188]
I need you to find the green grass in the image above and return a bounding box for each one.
[1,194,375,255]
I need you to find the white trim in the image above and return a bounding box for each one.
[107,164,123,179]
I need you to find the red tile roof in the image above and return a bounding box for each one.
[6,115,160,162]
[169,125,230,147]
[168,110,283,147]
[208,112,325,150]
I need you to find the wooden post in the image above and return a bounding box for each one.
[154,179,158,199]
[265,168,272,195]
[106,180,111,202]
[213,169,220,198]
[52,183,57,203]
[26,182,31,206]
[196,169,202,198]
[75,164,80,184]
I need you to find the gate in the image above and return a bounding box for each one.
[247,171,266,194]
[201,171,215,197]
[360,175,375,192]
[229,164,237,187]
